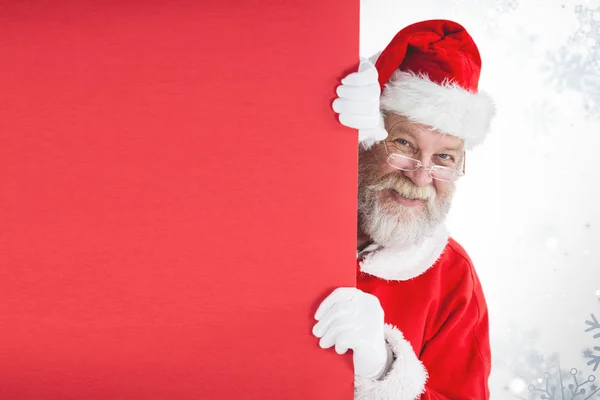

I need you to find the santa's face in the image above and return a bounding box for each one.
[358,113,465,248]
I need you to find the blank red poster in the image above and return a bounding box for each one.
[0,2,358,399]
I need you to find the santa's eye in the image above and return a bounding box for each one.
[436,153,457,167]
[395,138,411,147]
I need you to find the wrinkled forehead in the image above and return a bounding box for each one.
[383,112,465,151]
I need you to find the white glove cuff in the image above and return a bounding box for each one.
[355,324,428,400]
[363,340,394,380]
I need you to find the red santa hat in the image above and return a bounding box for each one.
[372,19,495,149]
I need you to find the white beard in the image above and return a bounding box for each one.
[358,178,454,249]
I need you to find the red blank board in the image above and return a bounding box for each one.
[0,2,357,399]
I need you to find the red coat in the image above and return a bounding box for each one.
[353,227,491,400]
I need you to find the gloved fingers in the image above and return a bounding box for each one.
[341,59,378,86]
[335,341,350,355]
[358,58,375,73]
[318,320,356,349]
[358,127,388,142]
[314,287,359,321]
[339,113,382,130]
[335,332,361,355]
[332,98,379,115]
[336,83,380,101]
[313,302,356,337]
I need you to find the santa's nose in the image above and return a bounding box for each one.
[402,167,433,187]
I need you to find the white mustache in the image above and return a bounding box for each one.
[367,174,436,202]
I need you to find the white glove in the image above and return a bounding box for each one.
[312,287,391,379]
[332,59,388,146]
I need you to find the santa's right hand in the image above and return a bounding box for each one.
[332,59,388,146]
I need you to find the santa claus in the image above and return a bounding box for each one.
[312,20,496,399]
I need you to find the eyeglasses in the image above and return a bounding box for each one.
[384,141,465,183]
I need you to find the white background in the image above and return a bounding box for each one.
[360,0,600,397]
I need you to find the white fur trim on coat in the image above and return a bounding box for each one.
[380,70,495,149]
[355,324,428,400]
[359,224,449,281]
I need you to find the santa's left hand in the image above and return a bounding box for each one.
[332,59,388,146]
[313,287,392,379]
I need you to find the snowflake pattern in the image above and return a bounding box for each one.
[542,5,600,119]
[584,307,600,372]
[541,47,594,93]
[573,5,600,56]
[494,327,557,393]
[517,364,600,400]
[508,296,600,399]
[451,0,519,32]
[481,0,520,31]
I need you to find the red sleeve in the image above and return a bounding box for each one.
[419,244,491,399]
[354,242,491,400]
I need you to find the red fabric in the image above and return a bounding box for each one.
[0,1,357,399]
[374,20,482,92]
[357,239,491,399]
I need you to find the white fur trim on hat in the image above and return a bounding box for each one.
[380,70,495,149]
[355,324,428,400]
[359,224,449,281]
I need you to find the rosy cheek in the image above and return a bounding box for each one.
[381,162,398,174]
[433,180,453,196]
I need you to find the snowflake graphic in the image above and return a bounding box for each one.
[516,362,600,399]
[494,327,554,388]
[541,47,592,92]
[451,0,519,32]
[508,295,600,399]
[481,0,520,31]
[572,5,600,56]
[541,5,600,119]
[584,307,600,372]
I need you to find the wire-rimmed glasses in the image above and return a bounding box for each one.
[384,141,465,182]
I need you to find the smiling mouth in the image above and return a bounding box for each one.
[389,189,426,201]
[388,189,427,207]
